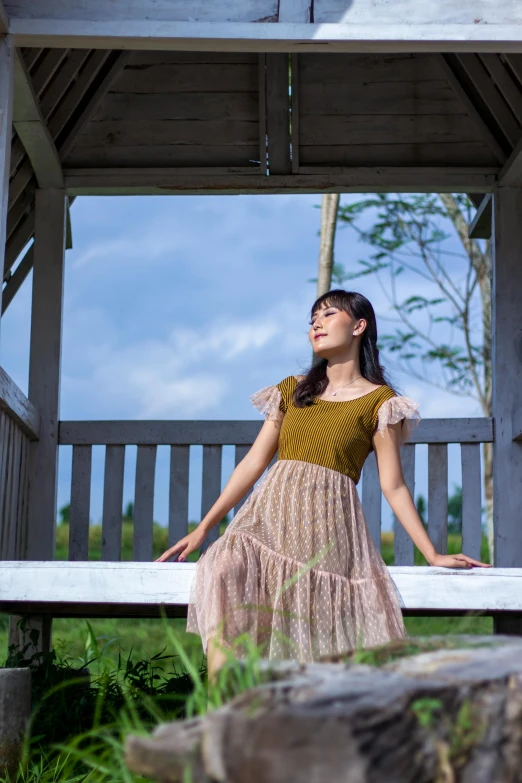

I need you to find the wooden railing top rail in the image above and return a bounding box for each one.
[0,366,39,440]
[59,417,493,446]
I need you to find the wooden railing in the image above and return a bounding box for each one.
[0,367,40,560]
[58,417,493,565]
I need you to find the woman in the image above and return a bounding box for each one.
[156,290,491,681]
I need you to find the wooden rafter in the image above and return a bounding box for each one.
[13,49,63,188]
[437,55,507,164]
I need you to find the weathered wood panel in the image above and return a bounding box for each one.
[115,64,258,94]
[393,444,415,566]
[299,142,498,167]
[427,443,448,556]
[0,35,14,276]
[461,443,482,560]
[200,445,222,552]
[64,145,262,168]
[75,120,260,147]
[313,0,522,25]
[59,417,493,446]
[0,412,30,560]
[168,445,190,547]
[5,0,278,24]
[26,189,66,562]
[361,452,381,549]
[0,365,39,439]
[94,93,259,122]
[69,444,92,561]
[1,562,521,614]
[101,445,125,562]
[133,445,157,562]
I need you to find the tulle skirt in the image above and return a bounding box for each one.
[186,458,408,662]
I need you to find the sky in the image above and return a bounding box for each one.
[1,193,486,535]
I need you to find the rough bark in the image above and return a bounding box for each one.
[125,636,522,783]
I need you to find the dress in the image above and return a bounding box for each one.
[186,374,421,662]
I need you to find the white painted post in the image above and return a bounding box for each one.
[0,35,14,336]
[22,188,67,654]
[491,186,522,635]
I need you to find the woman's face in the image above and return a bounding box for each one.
[308,303,365,356]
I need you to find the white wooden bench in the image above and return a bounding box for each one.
[1,562,522,621]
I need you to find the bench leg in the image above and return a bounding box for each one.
[493,614,522,636]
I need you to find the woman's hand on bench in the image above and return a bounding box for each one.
[155,527,207,563]
[428,552,492,569]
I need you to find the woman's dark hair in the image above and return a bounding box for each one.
[293,289,397,407]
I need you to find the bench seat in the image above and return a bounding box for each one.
[0,562,521,619]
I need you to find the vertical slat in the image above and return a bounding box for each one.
[6,425,22,559]
[233,444,254,516]
[428,443,448,555]
[101,445,125,561]
[265,53,291,175]
[168,445,190,547]
[461,443,482,561]
[258,53,267,175]
[0,416,13,558]
[133,444,157,561]
[14,433,28,559]
[290,53,300,174]
[69,444,92,561]
[200,444,223,554]
[361,451,381,550]
[394,443,415,565]
[0,412,9,548]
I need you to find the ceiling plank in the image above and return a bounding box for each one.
[13,49,63,187]
[468,193,492,239]
[456,53,520,148]
[436,55,506,165]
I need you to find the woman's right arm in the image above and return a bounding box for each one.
[155,412,283,562]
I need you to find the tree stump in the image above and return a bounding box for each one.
[0,668,31,780]
[125,635,522,783]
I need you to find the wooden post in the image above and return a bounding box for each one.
[0,35,14,327]
[491,186,522,635]
[22,188,66,654]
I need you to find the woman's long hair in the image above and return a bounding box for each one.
[293,289,397,407]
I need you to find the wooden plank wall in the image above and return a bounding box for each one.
[293,53,500,169]
[0,411,30,560]
[64,52,264,169]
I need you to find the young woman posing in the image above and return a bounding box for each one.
[156,290,491,682]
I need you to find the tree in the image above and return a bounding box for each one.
[309,193,492,558]
[58,502,70,525]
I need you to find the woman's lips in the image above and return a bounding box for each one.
[314,334,326,340]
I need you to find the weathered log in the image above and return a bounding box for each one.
[125,635,522,783]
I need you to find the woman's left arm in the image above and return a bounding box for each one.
[372,421,491,569]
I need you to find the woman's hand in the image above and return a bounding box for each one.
[428,552,492,569]
[155,527,207,563]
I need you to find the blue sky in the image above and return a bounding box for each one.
[1,194,485,534]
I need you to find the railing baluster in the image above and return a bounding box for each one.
[102,445,125,561]
[0,416,14,559]
[233,444,254,515]
[461,443,482,560]
[394,443,415,565]
[362,451,381,550]
[428,443,448,555]
[0,412,10,556]
[69,445,92,560]
[15,434,29,559]
[169,445,190,547]
[134,445,157,561]
[200,444,222,554]
[6,426,22,559]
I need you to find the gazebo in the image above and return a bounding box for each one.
[1,1,522,654]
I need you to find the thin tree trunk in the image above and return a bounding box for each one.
[312,194,339,367]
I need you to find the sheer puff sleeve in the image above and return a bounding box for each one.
[376,395,421,445]
[249,384,283,421]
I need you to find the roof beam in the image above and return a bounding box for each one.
[498,134,522,185]
[468,193,492,239]
[0,2,8,34]
[13,49,63,187]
